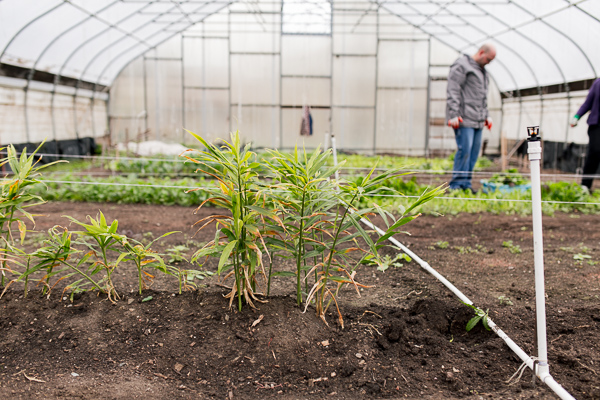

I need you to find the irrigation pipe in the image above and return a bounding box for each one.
[329,132,576,400]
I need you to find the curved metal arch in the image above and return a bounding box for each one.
[39,0,164,87]
[568,0,600,24]
[454,0,570,143]
[425,1,552,89]
[379,1,525,154]
[68,0,197,137]
[50,1,160,140]
[380,2,527,95]
[0,1,65,62]
[19,0,156,143]
[84,0,233,95]
[73,0,204,95]
[83,0,233,138]
[22,0,121,141]
[505,0,596,79]
[54,1,159,82]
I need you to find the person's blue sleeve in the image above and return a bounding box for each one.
[576,79,599,118]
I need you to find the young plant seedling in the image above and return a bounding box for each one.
[0,143,65,287]
[114,231,178,295]
[573,253,592,265]
[502,240,522,254]
[65,212,123,302]
[17,226,104,300]
[366,253,411,272]
[498,295,514,306]
[166,245,189,263]
[462,302,492,332]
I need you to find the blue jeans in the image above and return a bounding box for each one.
[450,127,483,190]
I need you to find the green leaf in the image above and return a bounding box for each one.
[481,315,491,331]
[466,316,482,332]
[218,240,237,274]
[271,271,296,277]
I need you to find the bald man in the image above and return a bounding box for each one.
[446,44,496,192]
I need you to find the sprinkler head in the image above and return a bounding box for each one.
[527,126,540,141]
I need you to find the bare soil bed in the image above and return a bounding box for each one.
[1,201,599,399]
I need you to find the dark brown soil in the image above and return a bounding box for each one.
[1,201,599,399]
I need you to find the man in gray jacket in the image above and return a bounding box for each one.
[446,44,496,191]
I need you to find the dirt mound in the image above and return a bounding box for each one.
[1,202,599,399]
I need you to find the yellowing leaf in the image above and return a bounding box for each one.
[17,220,26,245]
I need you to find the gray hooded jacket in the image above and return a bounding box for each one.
[446,54,489,129]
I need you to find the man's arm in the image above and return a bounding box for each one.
[446,63,466,120]
[484,73,492,129]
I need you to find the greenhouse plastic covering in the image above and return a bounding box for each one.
[1,0,598,92]
[1,0,600,156]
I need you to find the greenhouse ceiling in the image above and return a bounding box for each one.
[0,0,599,94]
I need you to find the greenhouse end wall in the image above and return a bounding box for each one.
[108,6,502,156]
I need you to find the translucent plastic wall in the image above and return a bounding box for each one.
[501,91,589,144]
[110,1,504,156]
[3,0,600,153]
[0,77,107,145]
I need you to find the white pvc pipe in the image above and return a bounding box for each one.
[329,136,576,400]
[324,132,331,151]
[331,135,340,181]
[357,216,473,305]
[528,137,550,377]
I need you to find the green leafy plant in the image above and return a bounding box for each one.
[462,302,491,332]
[498,295,513,306]
[15,226,104,300]
[166,245,189,263]
[573,253,592,264]
[435,241,449,249]
[0,143,64,287]
[263,145,343,306]
[168,264,213,294]
[502,240,522,254]
[453,245,478,254]
[186,131,281,311]
[114,231,177,294]
[373,253,411,272]
[303,166,445,327]
[65,212,123,302]
[488,168,528,186]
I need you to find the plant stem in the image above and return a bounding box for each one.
[24,257,30,298]
[267,255,273,296]
[137,259,142,295]
[61,260,104,293]
[0,207,16,287]
[236,253,242,311]
[178,270,183,295]
[319,194,357,307]
[296,188,307,305]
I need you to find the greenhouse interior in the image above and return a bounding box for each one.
[3,2,600,400]
[0,0,598,171]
